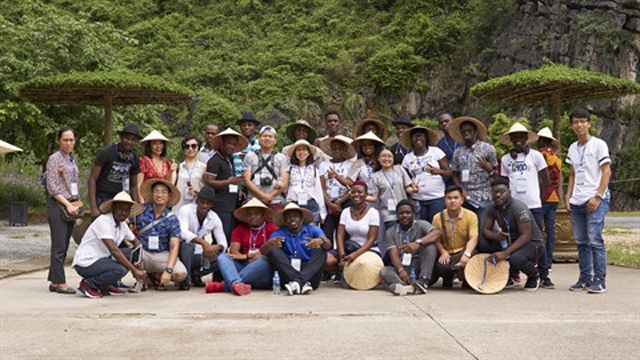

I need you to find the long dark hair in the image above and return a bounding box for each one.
[289,145,316,166]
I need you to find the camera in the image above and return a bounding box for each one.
[260,176,273,186]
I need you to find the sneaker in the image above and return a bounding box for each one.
[587,279,606,294]
[115,281,130,291]
[320,272,331,283]
[512,275,522,286]
[505,278,516,289]
[178,279,191,291]
[101,284,126,296]
[191,275,205,288]
[524,272,540,292]
[413,276,429,294]
[442,274,453,289]
[300,282,313,295]
[540,277,555,290]
[205,281,224,294]
[284,281,300,296]
[389,283,414,296]
[231,282,251,296]
[78,280,103,299]
[332,273,343,285]
[569,280,588,292]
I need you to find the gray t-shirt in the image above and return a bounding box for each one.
[484,198,544,246]
[243,150,289,204]
[368,165,412,223]
[384,220,434,258]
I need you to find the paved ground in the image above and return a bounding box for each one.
[1,264,639,359]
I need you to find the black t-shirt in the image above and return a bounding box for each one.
[485,198,544,246]
[206,152,238,213]
[94,144,140,199]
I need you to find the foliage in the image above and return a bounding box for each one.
[0,173,46,208]
[487,113,531,158]
[607,243,640,269]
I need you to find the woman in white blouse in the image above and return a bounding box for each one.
[285,140,326,224]
[173,135,207,214]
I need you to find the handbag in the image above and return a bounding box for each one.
[57,200,84,222]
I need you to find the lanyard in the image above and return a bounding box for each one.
[298,165,308,189]
[66,152,77,183]
[577,136,591,166]
[184,161,196,182]
[225,155,235,175]
[330,161,345,188]
[382,169,396,189]
[250,223,265,250]
[399,227,412,244]
[442,137,458,155]
[446,212,457,237]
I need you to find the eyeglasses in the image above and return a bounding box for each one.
[153,189,169,194]
[183,144,198,150]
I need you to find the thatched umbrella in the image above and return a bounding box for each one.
[470,64,640,138]
[18,71,194,145]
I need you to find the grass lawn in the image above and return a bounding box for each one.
[607,243,640,268]
[607,211,640,217]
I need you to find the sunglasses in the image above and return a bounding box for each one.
[183,143,198,150]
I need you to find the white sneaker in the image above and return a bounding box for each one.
[284,281,300,296]
[389,283,414,296]
[300,282,313,295]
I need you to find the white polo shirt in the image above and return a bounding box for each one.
[566,136,611,205]
[401,147,446,201]
[72,213,135,268]
[500,149,547,209]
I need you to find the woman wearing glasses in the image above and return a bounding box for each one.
[173,135,207,214]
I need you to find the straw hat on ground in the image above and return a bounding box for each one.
[140,130,170,143]
[286,139,318,159]
[399,126,439,150]
[210,128,249,153]
[464,253,509,294]
[234,198,273,223]
[343,252,384,290]
[498,122,538,147]
[318,135,356,159]
[272,202,314,227]
[537,127,560,145]
[140,179,181,207]
[354,117,389,142]
[352,131,385,154]
[448,116,489,144]
[286,120,317,144]
[99,191,144,217]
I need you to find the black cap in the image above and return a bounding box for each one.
[393,115,414,127]
[197,186,216,202]
[235,112,260,126]
[118,123,143,139]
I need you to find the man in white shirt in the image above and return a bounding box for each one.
[73,192,146,299]
[565,108,612,294]
[178,186,228,289]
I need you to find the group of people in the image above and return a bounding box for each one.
[44,106,611,298]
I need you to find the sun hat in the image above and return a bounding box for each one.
[354,117,389,142]
[286,139,318,159]
[343,252,384,290]
[233,198,273,223]
[210,128,249,152]
[352,131,386,154]
[140,130,170,143]
[235,111,260,126]
[399,126,439,149]
[537,127,559,145]
[392,114,414,127]
[196,186,216,202]
[498,122,538,146]
[464,253,509,294]
[118,123,143,139]
[140,178,181,207]
[286,120,317,143]
[272,202,314,227]
[99,191,144,217]
[318,135,356,159]
[448,116,489,144]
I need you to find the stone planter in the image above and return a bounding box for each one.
[553,209,578,262]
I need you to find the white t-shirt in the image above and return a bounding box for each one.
[401,147,446,200]
[500,149,547,209]
[72,213,135,268]
[319,158,356,201]
[566,136,611,205]
[178,203,228,254]
[339,207,380,252]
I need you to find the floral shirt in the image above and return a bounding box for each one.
[46,150,79,199]
[450,141,498,202]
[134,203,181,253]
[140,156,171,182]
[539,146,562,203]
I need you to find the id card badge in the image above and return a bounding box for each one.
[516,178,527,194]
[70,181,79,197]
[388,198,397,213]
[249,248,260,255]
[402,252,412,266]
[576,169,586,186]
[148,235,160,250]
[183,187,194,200]
[298,190,308,206]
[329,186,340,199]
[229,184,238,193]
[194,244,203,255]
[291,257,302,272]
[123,176,130,192]
[461,169,470,183]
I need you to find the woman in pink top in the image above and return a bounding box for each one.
[137,130,177,203]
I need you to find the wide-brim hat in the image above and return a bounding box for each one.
[352,131,386,154]
[354,118,388,142]
[210,128,250,153]
[140,179,181,207]
[319,135,357,159]
[235,111,260,126]
[286,139,318,159]
[399,126,439,149]
[197,186,216,202]
[392,114,414,127]
[99,191,144,217]
[343,252,384,290]
[449,116,489,144]
[233,198,273,223]
[286,120,317,143]
[118,123,142,139]
[272,202,314,227]
[537,127,559,145]
[140,129,170,143]
[498,122,538,146]
[464,253,509,294]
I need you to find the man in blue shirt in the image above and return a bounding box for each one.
[135,179,187,290]
[262,203,331,295]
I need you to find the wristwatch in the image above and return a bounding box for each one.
[164,267,173,274]
[595,194,604,201]
[464,251,472,258]
[416,239,423,246]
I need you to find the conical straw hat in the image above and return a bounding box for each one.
[498,122,538,146]
[464,253,509,294]
[343,251,384,290]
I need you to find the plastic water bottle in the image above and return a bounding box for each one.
[410,267,417,283]
[202,257,211,272]
[499,240,508,250]
[272,270,281,295]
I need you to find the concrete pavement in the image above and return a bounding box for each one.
[1,264,639,359]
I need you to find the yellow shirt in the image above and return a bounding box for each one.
[432,208,478,254]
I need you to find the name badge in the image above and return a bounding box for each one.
[248,248,260,255]
[516,178,527,194]
[461,169,470,183]
[402,252,412,266]
[291,257,302,272]
[70,182,79,197]
[194,244,203,255]
[387,198,397,213]
[148,235,160,250]
[298,190,308,206]
[184,187,194,200]
[576,169,586,186]
[123,176,130,192]
[329,186,339,199]
[229,184,238,193]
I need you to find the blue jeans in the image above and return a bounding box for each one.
[296,198,320,224]
[570,200,609,283]
[217,253,272,292]
[74,257,128,290]
[541,203,558,268]
[416,197,445,223]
